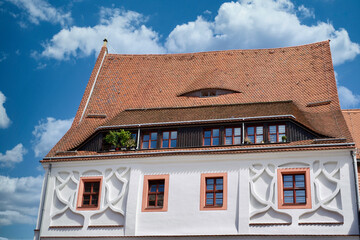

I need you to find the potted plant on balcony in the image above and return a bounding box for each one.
[244,137,252,144]
[282,135,287,143]
[104,131,120,151]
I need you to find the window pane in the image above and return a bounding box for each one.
[269,126,276,134]
[158,184,164,192]
[206,183,214,191]
[215,198,223,205]
[270,135,277,143]
[143,134,149,141]
[150,141,157,149]
[83,195,90,205]
[204,138,211,146]
[296,196,306,203]
[216,178,223,184]
[279,125,286,133]
[256,135,263,143]
[91,195,98,205]
[283,175,293,181]
[206,198,213,205]
[225,137,232,145]
[151,132,157,140]
[216,184,223,190]
[296,190,305,197]
[148,195,156,206]
[234,128,241,136]
[142,142,149,149]
[278,134,285,142]
[131,133,137,140]
[204,131,211,138]
[84,183,91,193]
[93,182,99,192]
[163,132,169,140]
[170,139,177,148]
[216,193,223,199]
[256,126,263,134]
[212,129,219,137]
[247,127,254,135]
[295,175,305,181]
[284,197,294,203]
[149,184,157,192]
[157,199,163,207]
[212,137,219,146]
[284,191,293,197]
[295,181,305,188]
[248,136,254,143]
[162,140,169,148]
[234,137,241,145]
[171,131,177,139]
[225,128,232,136]
[284,181,293,188]
[207,179,214,184]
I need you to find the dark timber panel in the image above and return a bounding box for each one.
[79,132,103,152]
[178,127,202,147]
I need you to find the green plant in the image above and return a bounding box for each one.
[104,130,135,149]
[244,137,252,144]
[282,135,287,142]
[104,131,120,148]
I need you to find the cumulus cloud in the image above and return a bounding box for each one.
[165,0,359,66]
[32,117,73,157]
[338,86,360,108]
[0,52,7,62]
[6,0,72,26]
[37,7,165,60]
[0,144,27,168]
[0,91,11,129]
[0,175,43,225]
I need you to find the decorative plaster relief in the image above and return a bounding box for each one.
[299,161,343,224]
[249,164,292,225]
[50,167,130,228]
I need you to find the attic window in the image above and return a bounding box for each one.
[180,89,240,98]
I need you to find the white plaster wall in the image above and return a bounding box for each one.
[39,149,359,238]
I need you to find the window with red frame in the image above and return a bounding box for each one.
[76,177,102,210]
[224,127,241,145]
[269,125,286,143]
[147,180,165,208]
[205,177,223,207]
[162,131,177,148]
[203,129,220,146]
[282,174,306,204]
[246,126,263,143]
[142,132,157,149]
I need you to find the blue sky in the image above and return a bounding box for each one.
[0,0,359,239]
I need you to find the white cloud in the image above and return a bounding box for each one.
[0,91,11,129]
[6,0,72,26]
[0,52,7,62]
[32,117,73,157]
[165,0,359,66]
[297,5,314,18]
[0,175,43,226]
[0,144,27,168]
[338,85,360,108]
[37,7,165,60]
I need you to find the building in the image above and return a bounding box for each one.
[34,40,360,240]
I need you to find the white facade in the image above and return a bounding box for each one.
[36,149,359,239]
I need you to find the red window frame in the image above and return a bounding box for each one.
[203,128,220,146]
[141,132,158,149]
[205,177,224,207]
[200,173,227,211]
[161,131,177,148]
[224,127,241,145]
[246,126,264,144]
[76,177,102,210]
[147,180,165,208]
[142,175,169,212]
[277,168,311,209]
[269,124,286,143]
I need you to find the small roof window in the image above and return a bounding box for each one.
[180,88,240,98]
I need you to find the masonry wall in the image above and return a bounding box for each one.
[38,149,359,239]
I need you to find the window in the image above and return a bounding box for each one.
[246,126,264,143]
[269,124,286,143]
[162,131,177,148]
[203,129,220,146]
[142,132,157,149]
[76,177,102,210]
[277,168,311,209]
[224,127,241,145]
[180,89,240,98]
[200,173,227,210]
[142,175,169,212]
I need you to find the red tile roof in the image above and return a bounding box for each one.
[342,109,360,159]
[46,41,353,159]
